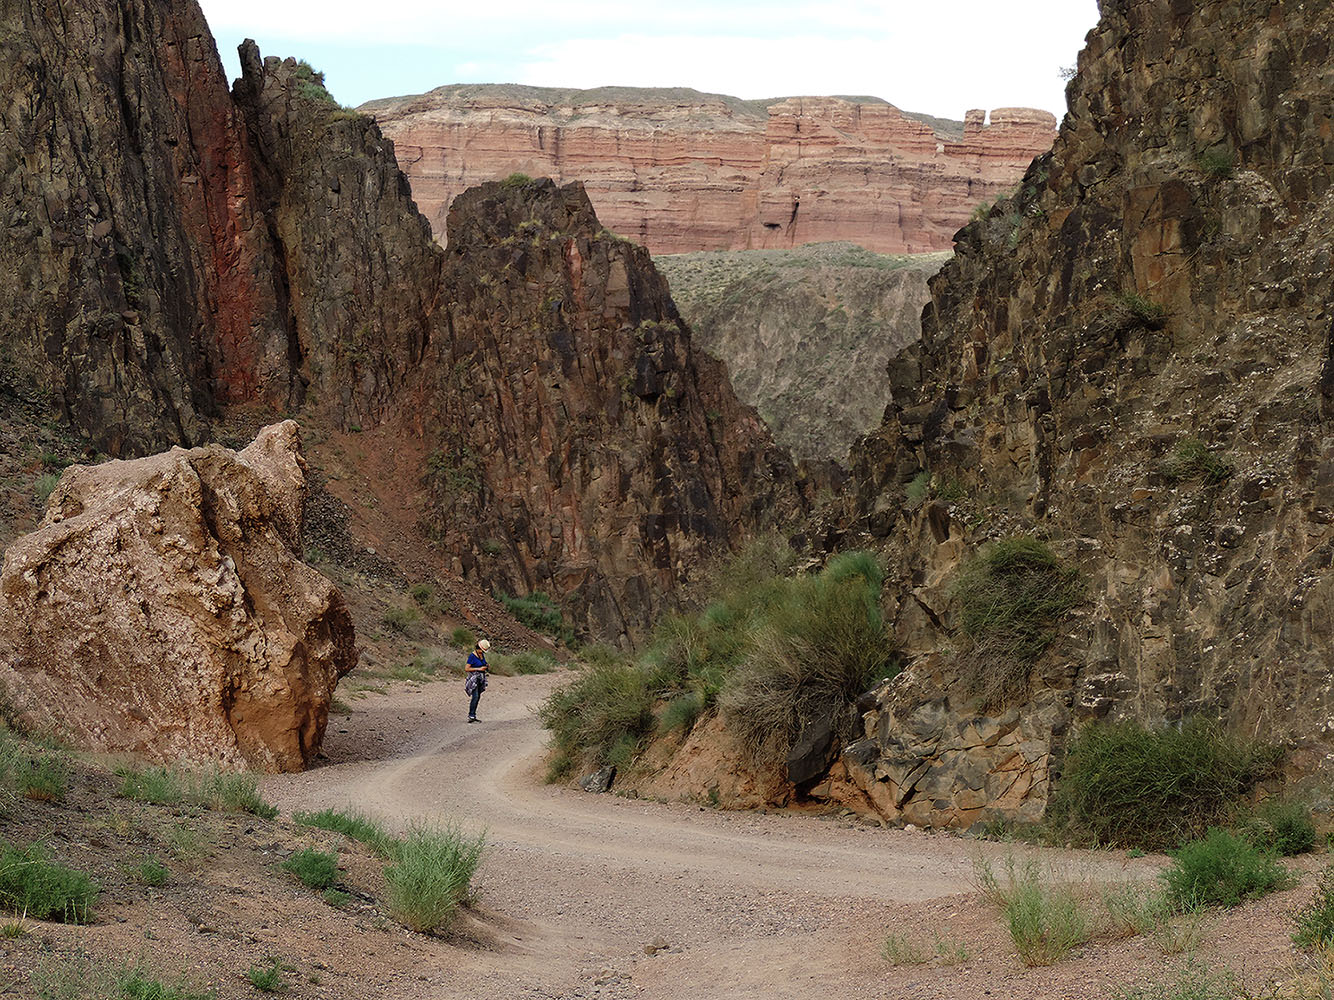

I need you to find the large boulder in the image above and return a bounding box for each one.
[0,421,356,771]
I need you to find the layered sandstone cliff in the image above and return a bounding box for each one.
[656,245,950,463]
[361,85,1056,255]
[842,0,1334,828]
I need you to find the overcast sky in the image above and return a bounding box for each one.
[199,1,1101,120]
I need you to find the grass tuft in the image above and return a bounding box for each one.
[1295,864,1334,949]
[137,856,169,887]
[247,958,288,994]
[0,841,97,923]
[1241,799,1316,857]
[1162,438,1232,484]
[975,855,1090,966]
[115,765,278,819]
[383,822,485,933]
[281,848,338,891]
[292,808,396,858]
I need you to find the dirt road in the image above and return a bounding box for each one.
[260,674,1186,1000]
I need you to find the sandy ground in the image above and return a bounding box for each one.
[259,674,1316,1000]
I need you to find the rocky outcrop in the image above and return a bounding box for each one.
[843,0,1334,828]
[0,0,439,456]
[0,422,356,771]
[413,178,808,641]
[361,85,1057,255]
[655,245,951,463]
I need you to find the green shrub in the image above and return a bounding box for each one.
[1242,799,1316,857]
[538,660,656,772]
[0,841,98,922]
[323,888,352,908]
[281,848,338,891]
[137,856,169,887]
[293,61,336,107]
[292,808,396,858]
[1198,147,1235,179]
[975,855,1089,966]
[450,627,476,649]
[905,470,932,510]
[1115,292,1167,327]
[513,650,558,674]
[1102,882,1169,939]
[661,692,703,733]
[382,604,421,634]
[1295,864,1334,949]
[383,822,485,933]
[1048,719,1277,849]
[1161,828,1292,910]
[409,583,436,607]
[34,959,215,1000]
[501,172,533,188]
[498,591,570,641]
[720,551,892,767]
[246,958,288,993]
[34,473,60,508]
[950,537,1082,709]
[1162,438,1233,484]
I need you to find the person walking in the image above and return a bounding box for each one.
[465,639,490,723]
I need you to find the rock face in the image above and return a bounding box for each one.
[655,245,951,463]
[361,85,1057,255]
[414,178,808,641]
[0,422,356,771]
[843,0,1334,828]
[0,0,438,456]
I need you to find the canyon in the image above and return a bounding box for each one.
[362,84,1057,254]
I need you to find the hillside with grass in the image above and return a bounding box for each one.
[655,245,951,463]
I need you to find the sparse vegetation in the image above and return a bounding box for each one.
[281,848,339,891]
[1242,799,1316,857]
[0,729,68,802]
[1198,147,1236,179]
[115,765,278,819]
[1161,828,1293,910]
[512,650,558,675]
[137,856,169,887]
[975,855,1090,966]
[1294,864,1334,949]
[383,822,485,933]
[0,840,98,923]
[292,808,396,858]
[323,888,352,908]
[501,172,533,188]
[1111,961,1238,1000]
[1115,292,1167,327]
[381,603,422,634]
[950,537,1083,709]
[1161,437,1233,484]
[1047,719,1277,849]
[881,932,930,964]
[246,958,289,994]
[33,958,215,1000]
[34,472,60,508]
[498,591,572,642]
[451,626,476,649]
[540,541,892,776]
[293,61,337,107]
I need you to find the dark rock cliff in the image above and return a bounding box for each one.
[0,1,804,640]
[414,179,807,641]
[844,0,1334,828]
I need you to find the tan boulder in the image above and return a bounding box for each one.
[0,421,356,772]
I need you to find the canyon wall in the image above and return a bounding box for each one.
[361,85,1057,255]
[842,0,1334,828]
[0,1,804,641]
[657,245,950,464]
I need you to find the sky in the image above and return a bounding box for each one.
[199,1,1102,121]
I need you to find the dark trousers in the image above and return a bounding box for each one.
[469,684,483,718]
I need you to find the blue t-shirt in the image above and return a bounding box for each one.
[467,652,488,672]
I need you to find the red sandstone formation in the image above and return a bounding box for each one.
[360,85,1057,255]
